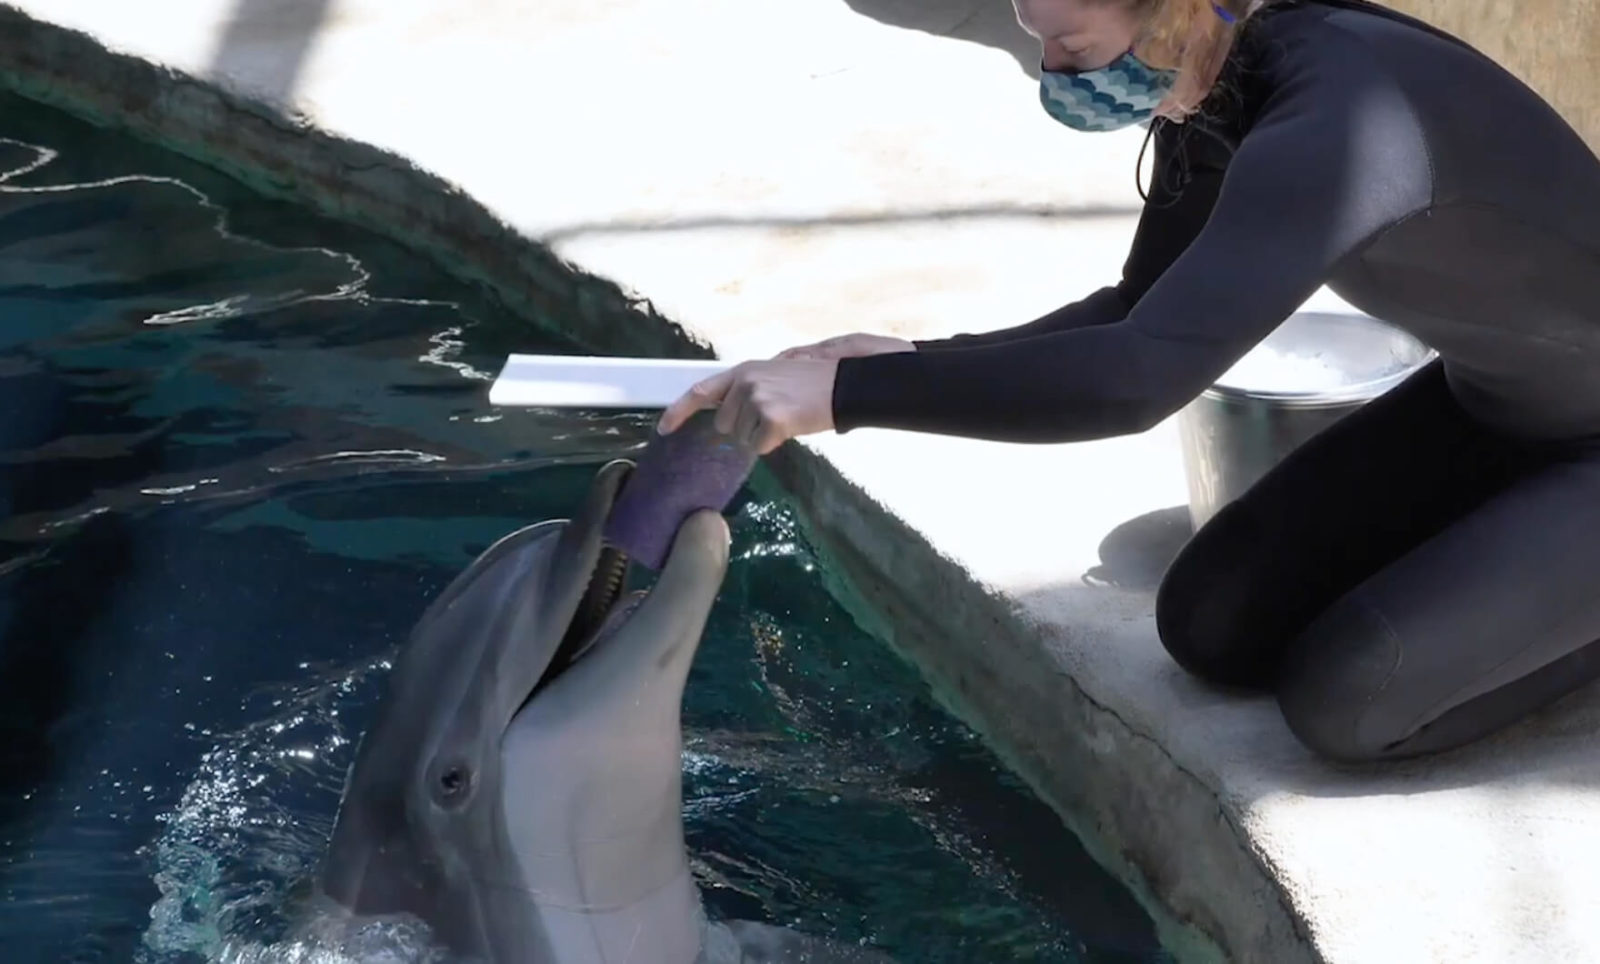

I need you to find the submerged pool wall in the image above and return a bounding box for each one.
[0,7,1307,962]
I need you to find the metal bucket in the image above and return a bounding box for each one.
[1176,311,1436,530]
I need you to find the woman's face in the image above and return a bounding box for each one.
[1012,0,1143,72]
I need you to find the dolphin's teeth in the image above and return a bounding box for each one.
[561,544,630,662]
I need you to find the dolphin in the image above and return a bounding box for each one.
[308,458,895,963]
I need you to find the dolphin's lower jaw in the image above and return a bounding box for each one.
[523,864,706,964]
[499,754,702,962]
[496,499,730,963]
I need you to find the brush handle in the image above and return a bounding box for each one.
[489,353,734,408]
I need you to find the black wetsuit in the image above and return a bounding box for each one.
[828,0,1600,762]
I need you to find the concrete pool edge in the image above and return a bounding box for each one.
[749,452,1308,964]
[0,7,1310,961]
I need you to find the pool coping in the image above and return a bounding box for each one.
[0,8,1363,962]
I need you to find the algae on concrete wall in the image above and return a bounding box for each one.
[1383,0,1599,153]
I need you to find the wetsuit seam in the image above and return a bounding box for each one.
[1317,16,1438,213]
[1437,199,1600,281]
[1340,590,1407,753]
[1317,10,1600,265]
[1238,15,1439,267]
[1320,8,1600,263]
[1399,595,1597,743]
[1349,198,1600,359]
[1329,204,1431,287]
[1365,295,1597,356]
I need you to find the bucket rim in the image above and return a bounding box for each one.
[1199,346,1438,407]
[1203,309,1438,407]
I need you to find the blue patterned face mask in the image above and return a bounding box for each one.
[1038,50,1179,132]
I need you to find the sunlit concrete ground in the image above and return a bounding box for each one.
[4,1,1600,961]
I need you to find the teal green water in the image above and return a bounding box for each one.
[0,91,1171,963]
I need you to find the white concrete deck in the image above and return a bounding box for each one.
[3,1,1598,962]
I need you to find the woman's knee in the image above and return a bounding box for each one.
[1155,504,1285,688]
[1276,594,1408,763]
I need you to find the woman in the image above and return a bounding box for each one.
[657,0,1600,763]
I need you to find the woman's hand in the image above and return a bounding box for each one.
[657,358,838,455]
[773,332,916,361]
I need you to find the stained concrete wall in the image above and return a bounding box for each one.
[1386,0,1600,151]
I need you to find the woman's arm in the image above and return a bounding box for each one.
[831,48,1434,443]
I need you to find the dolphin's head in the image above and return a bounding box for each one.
[317,459,730,963]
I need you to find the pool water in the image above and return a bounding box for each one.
[0,92,1171,964]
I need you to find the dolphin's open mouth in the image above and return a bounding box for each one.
[528,459,637,699]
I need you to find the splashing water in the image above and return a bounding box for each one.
[139,655,393,962]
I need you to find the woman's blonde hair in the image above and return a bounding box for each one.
[1132,0,1270,116]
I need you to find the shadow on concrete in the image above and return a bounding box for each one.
[841,0,1042,78]
[209,0,335,106]
[1082,505,1191,591]
[537,202,1143,244]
